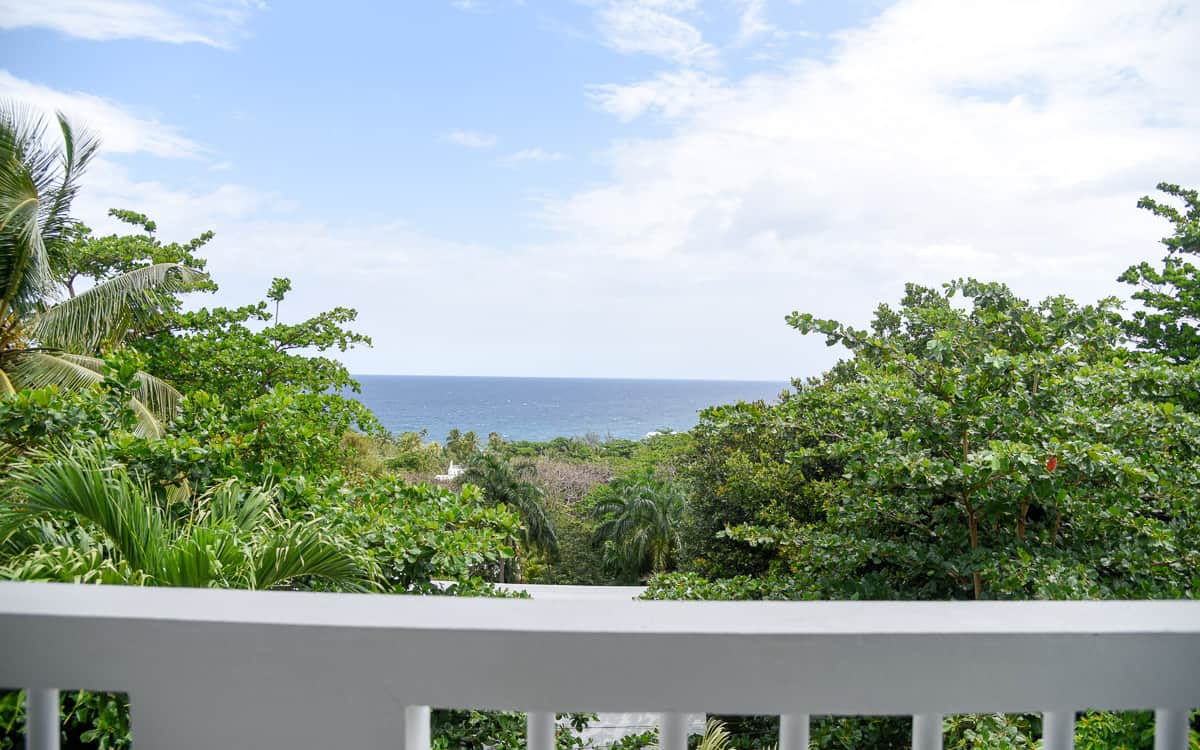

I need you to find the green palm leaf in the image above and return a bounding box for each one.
[3,351,176,437]
[54,353,182,424]
[0,104,95,319]
[462,453,558,557]
[0,447,165,574]
[2,446,375,591]
[29,262,206,352]
[251,523,373,591]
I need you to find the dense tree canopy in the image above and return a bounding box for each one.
[1120,183,1200,362]
[0,106,200,437]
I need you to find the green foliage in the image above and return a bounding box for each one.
[62,691,132,750]
[498,433,693,475]
[643,572,811,600]
[51,208,215,299]
[677,280,1200,602]
[90,385,378,504]
[607,730,658,750]
[462,452,558,564]
[386,431,447,474]
[590,469,685,582]
[528,495,609,585]
[1073,710,1200,750]
[943,714,1033,749]
[660,269,1200,748]
[0,385,125,460]
[134,277,371,412]
[1119,183,1200,362]
[446,427,481,462]
[681,397,817,578]
[0,105,200,436]
[432,710,593,750]
[308,477,520,593]
[0,444,373,590]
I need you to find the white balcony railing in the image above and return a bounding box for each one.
[1,582,1197,750]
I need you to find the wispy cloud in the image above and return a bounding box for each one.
[500,147,566,166]
[733,0,776,46]
[593,0,717,66]
[0,70,205,158]
[0,0,266,48]
[588,69,726,121]
[548,0,1200,339]
[442,129,499,148]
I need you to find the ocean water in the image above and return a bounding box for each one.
[348,375,788,442]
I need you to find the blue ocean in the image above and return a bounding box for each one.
[348,375,789,442]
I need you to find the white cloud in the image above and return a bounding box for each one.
[733,0,776,46]
[543,0,1200,373]
[73,159,288,235]
[0,0,265,47]
[0,70,205,158]
[588,69,727,121]
[442,129,499,148]
[16,1,1200,380]
[500,147,566,165]
[594,0,717,66]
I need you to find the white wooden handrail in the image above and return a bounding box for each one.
[1,582,1196,750]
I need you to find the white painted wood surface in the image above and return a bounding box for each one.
[1,582,1197,750]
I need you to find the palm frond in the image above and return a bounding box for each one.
[197,479,275,532]
[39,112,99,249]
[160,525,247,588]
[0,104,67,316]
[6,349,105,392]
[1,446,165,574]
[7,351,179,436]
[463,453,558,556]
[56,352,182,422]
[252,523,374,591]
[29,263,206,351]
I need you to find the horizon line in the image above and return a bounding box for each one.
[349,373,792,384]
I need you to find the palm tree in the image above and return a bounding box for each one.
[591,471,684,582]
[0,445,374,590]
[658,719,775,750]
[0,103,202,436]
[461,452,557,569]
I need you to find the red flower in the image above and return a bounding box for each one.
[1046,456,1058,473]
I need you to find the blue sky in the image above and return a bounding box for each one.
[1,1,1198,379]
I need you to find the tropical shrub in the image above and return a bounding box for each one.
[590,469,686,582]
[0,104,201,436]
[308,477,520,593]
[0,445,373,590]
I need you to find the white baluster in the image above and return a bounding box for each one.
[405,705,431,750]
[1155,708,1190,750]
[527,711,555,750]
[912,713,942,750]
[779,713,810,750]
[25,689,60,750]
[1042,711,1075,750]
[659,712,689,750]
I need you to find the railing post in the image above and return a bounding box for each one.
[1042,711,1075,750]
[1155,708,1190,750]
[527,711,555,750]
[660,712,689,750]
[404,705,430,750]
[25,688,60,750]
[912,713,942,750]
[779,713,810,750]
